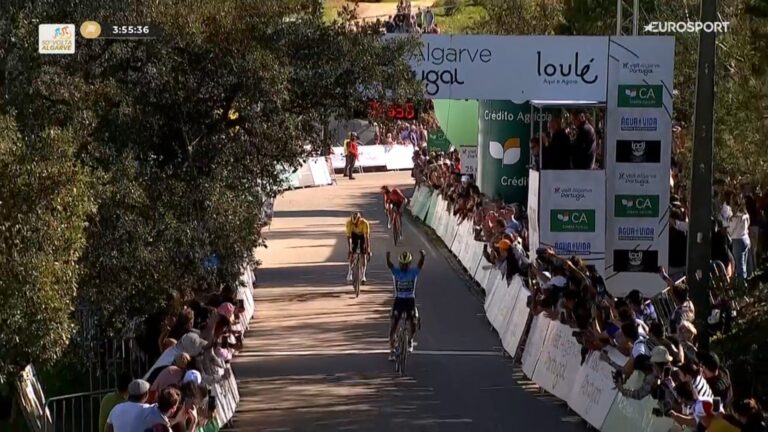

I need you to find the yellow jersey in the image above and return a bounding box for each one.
[346,218,370,236]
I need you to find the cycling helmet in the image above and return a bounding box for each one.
[350,132,358,139]
[398,251,413,265]
[351,212,361,222]
[381,185,390,193]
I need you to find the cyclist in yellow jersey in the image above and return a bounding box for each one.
[346,212,371,283]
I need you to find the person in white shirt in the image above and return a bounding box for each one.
[728,198,751,282]
[105,379,150,432]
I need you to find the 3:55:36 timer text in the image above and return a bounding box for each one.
[112,25,150,34]
[368,101,417,120]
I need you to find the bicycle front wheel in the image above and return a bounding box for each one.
[397,327,408,375]
[352,254,360,296]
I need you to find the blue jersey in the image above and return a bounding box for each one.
[391,267,420,299]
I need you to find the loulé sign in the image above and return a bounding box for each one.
[387,35,609,101]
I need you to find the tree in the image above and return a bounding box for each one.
[0,115,94,379]
[0,0,421,376]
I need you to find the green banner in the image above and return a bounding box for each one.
[427,127,452,151]
[477,101,553,205]
[433,99,479,147]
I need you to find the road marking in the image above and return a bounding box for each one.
[238,349,501,357]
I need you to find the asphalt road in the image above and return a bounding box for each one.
[230,171,586,431]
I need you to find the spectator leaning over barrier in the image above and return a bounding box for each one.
[676,321,699,363]
[612,354,659,400]
[698,351,733,407]
[678,359,714,401]
[627,289,658,325]
[149,352,191,403]
[648,320,683,365]
[668,381,715,430]
[99,371,133,432]
[136,386,196,432]
[105,379,151,432]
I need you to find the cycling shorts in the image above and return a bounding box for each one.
[350,232,367,254]
[390,200,404,212]
[391,297,416,320]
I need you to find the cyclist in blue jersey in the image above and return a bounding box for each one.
[386,249,426,360]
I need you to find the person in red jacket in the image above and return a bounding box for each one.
[344,132,359,179]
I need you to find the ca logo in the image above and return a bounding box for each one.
[557,211,587,224]
[639,87,656,99]
[489,138,521,165]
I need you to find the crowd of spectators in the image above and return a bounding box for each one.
[411,136,767,430]
[99,283,245,432]
[375,1,441,34]
[373,120,431,148]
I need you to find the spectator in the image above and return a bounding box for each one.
[729,197,752,282]
[343,132,359,179]
[678,359,714,400]
[676,321,699,363]
[614,354,657,400]
[569,110,597,170]
[669,381,713,430]
[135,387,190,431]
[99,372,132,432]
[105,379,151,432]
[149,353,191,403]
[712,218,735,279]
[627,289,658,325]
[541,117,570,170]
[647,321,682,365]
[698,351,733,406]
[733,399,767,432]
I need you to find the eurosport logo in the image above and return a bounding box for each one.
[620,116,658,132]
[617,226,655,242]
[644,21,730,33]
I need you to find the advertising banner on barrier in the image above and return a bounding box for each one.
[499,280,530,356]
[601,371,675,432]
[307,157,333,186]
[604,36,673,297]
[567,351,620,429]
[522,315,552,378]
[459,146,478,177]
[385,145,416,170]
[528,169,540,261]
[539,170,606,275]
[531,321,583,401]
[396,35,609,102]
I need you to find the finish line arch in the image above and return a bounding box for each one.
[400,34,675,296]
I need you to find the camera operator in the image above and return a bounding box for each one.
[611,347,677,403]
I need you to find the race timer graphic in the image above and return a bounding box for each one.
[79,21,161,39]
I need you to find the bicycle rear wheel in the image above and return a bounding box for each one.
[352,254,360,297]
[397,324,408,375]
[392,218,400,246]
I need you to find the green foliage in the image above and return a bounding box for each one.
[0,0,420,379]
[0,115,95,379]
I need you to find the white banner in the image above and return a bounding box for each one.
[331,145,414,170]
[531,321,583,401]
[499,279,530,357]
[567,350,620,429]
[521,314,552,378]
[395,35,609,102]
[459,146,478,176]
[385,145,416,170]
[539,170,606,275]
[527,169,540,261]
[604,36,674,297]
[308,157,332,186]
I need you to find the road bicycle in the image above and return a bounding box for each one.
[393,315,409,375]
[351,251,363,298]
[390,205,403,246]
